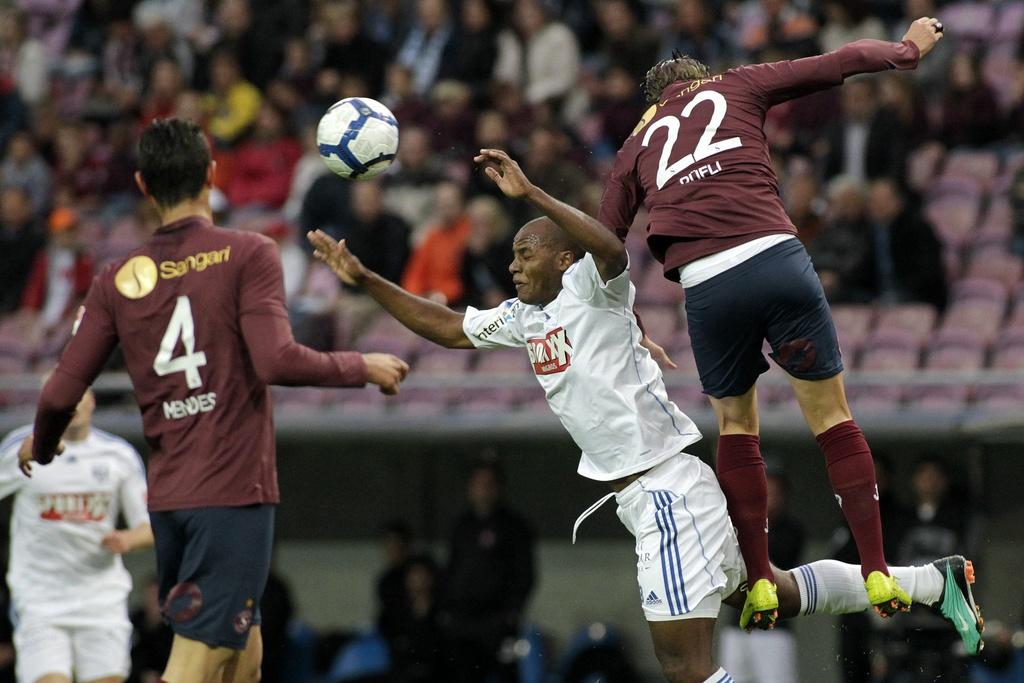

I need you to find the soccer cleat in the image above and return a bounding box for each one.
[739,578,779,631]
[931,555,985,655]
[865,571,912,617]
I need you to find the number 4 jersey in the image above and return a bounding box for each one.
[33,217,369,511]
[599,39,921,277]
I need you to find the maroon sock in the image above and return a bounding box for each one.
[817,420,888,578]
[716,434,773,585]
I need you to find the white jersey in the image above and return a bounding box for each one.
[463,254,701,481]
[0,426,148,619]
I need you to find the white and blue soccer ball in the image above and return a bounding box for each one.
[316,97,399,180]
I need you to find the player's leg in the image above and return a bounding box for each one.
[72,617,134,683]
[648,618,727,683]
[220,628,263,683]
[155,505,274,683]
[760,240,899,612]
[14,619,73,683]
[685,268,775,626]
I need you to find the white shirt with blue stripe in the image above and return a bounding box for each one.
[463,253,702,481]
[0,426,148,619]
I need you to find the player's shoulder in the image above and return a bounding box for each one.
[0,425,33,458]
[90,429,146,474]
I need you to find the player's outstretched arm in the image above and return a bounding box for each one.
[475,149,627,282]
[308,231,475,350]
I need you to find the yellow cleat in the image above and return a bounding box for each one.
[739,578,779,631]
[865,571,912,618]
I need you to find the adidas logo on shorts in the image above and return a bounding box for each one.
[645,591,663,607]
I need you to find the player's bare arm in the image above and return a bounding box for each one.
[902,17,944,57]
[475,149,627,282]
[308,230,475,350]
[101,523,154,554]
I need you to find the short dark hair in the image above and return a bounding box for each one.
[138,119,211,209]
[642,50,710,106]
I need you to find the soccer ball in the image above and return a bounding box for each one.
[317,97,399,180]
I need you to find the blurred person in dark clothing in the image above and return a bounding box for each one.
[376,520,414,638]
[461,196,516,309]
[209,0,283,90]
[441,0,500,100]
[260,570,296,683]
[129,577,174,683]
[381,126,445,230]
[381,64,433,129]
[940,53,1001,149]
[387,555,446,683]
[595,66,646,152]
[594,0,660,82]
[659,0,734,71]
[720,465,805,683]
[320,0,388,97]
[426,80,478,162]
[521,125,589,219]
[440,459,536,683]
[831,454,911,683]
[889,457,980,683]
[396,0,457,97]
[860,178,947,310]
[785,171,826,245]
[0,130,52,218]
[820,78,911,183]
[806,176,872,303]
[335,179,411,286]
[300,173,353,252]
[1011,167,1024,256]
[0,185,43,314]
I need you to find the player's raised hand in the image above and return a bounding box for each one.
[902,17,943,58]
[475,149,534,199]
[307,230,368,286]
[17,436,64,477]
[363,353,410,395]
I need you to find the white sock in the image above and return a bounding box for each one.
[795,560,944,615]
[703,667,735,683]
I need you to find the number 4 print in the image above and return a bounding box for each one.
[153,296,207,389]
[642,90,742,190]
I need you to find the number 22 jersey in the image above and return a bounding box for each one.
[599,39,921,276]
[34,217,369,511]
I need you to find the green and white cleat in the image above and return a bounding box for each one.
[739,578,779,631]
[931,555,985,655]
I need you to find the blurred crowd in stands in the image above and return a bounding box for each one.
[1,0,1024,398]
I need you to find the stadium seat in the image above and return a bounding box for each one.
[981,43,1021,111]
[475,348,531,375]
[905,384,970,412]
[637,264,683,306]
[846,385,903,412]
[974,384,1024,412]
[926,196,982,247]
[906,143,944,192]
[993,1,1024,43]
[873,304,937,344]
[940,2,996,41]
[990,345,1024,370]
[925,343,986,371]
[638,305,681,342]
[414,349,472,375]
[965,249,1024,290]
[942,151,1000,186]
[976,197,1012,245]
[326,633,390,683]
[938,299,1005,343]
[951,277,1008,305]
[995,324,1024,349]
[831,304,875,353]
[859,346,920,371]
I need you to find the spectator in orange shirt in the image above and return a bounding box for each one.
[401,181,471,304]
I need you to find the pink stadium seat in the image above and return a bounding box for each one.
[991,345,1024,370]
[905,384,970,412]
[931,326,990,350]
[994,1,1024,42]
[981,43,1020,111]
[274,387,328,411]
[414,350,472,375]
[859,346,920,371]
[831,305,874,352]
[928,175,984,200]
[638,264,684,306]
[943,151,1000,185]
[873,304,937,343]
[965,249,1024,290]
[951,277,1008,304]
[925,344,986,371]
[974,384,1024,410]
[353,332,418,357]
[847,384,903,412]
[996,324,1024,348]
[976,198,1012,245]
[938,299,1005,342]
[906,143,944,192]
[940,2,996,41]
[1006,150,1024,177]
[866,327,923,353]
[925,196,982,247]
[639,305,681,342]
[390,386,450,415]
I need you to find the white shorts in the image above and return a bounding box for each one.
[14,614,132,683]
[615,454,745,621]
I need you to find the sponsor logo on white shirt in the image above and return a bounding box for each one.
[527,327,573,375]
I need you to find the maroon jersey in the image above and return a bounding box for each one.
[33,216,368,511]
[599,39,920,276]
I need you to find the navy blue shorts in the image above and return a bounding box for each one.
[684,239,843,398]
[151,504,275,649]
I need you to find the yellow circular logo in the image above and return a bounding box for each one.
[631,104,659,137]
[114,256,158,299]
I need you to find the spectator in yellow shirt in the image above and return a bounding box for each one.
[204,49,262,147]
